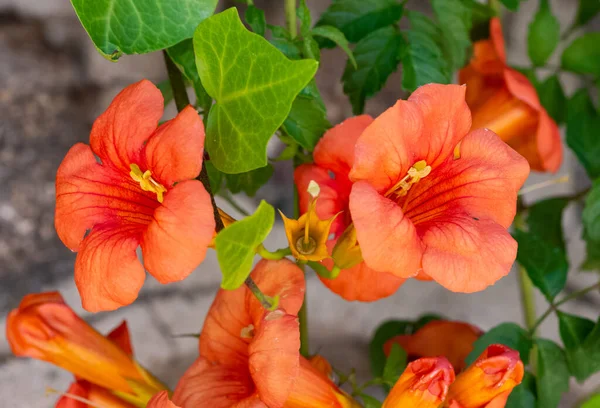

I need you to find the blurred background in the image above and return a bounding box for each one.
[0,0,598,406]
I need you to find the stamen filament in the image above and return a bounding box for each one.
[46,388,107,408]
[519,174,569,195]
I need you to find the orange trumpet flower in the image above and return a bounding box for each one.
[55,79,215,312]
[295,116,406,301]
[459,18,562,172]
[383,345,524,408]
[384,320,482,372]
[147,259,358,408]
[349,84,530,292]
[6,292,164,406]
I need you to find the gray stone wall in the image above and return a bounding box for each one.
[0,1,598,407]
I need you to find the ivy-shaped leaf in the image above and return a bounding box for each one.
[194,8,318,173]
[583,180,600,241]
[224,165,274,197]
[535,338,570,408]
[315,0,404,46]
[281,95,331,151]
[505,372,537,408]
[562,33,600,76]
[401,11,451,92]
[566,89,600,179]
[342,26,403,114]
[527,0,560,66]
[537,75,567,124]
[245,5,266,37]
[514,229,568,301]
[215,201,275,289]
[70,0,218,61]
[526,197,569,250]
[558,312,600,382]
[431,0,472,71]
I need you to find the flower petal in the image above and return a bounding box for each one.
[419,210,517,293]
[503,68,542,112]
[143,105,205,187]
[247,259,306,322]
[147,391,180,408]
[248,310,300,407]
[408,84,472,169]
[313,115,373,175]
[171,358,258,408]
[294,164,350,239]
[320,255,405,301]
[404,128,529,229]
[489,18,506,64]
[350,100,424,192]
[141,180,215,284]
[199,285,252,366]
[107,321,134,356]
[535,110,562,172]
[90,80,163,172]
[349,181,423,278]
[55,143,158,251]
[75,226,146,312]
[384,320,482,372]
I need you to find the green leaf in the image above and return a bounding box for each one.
[558,312,600,382]
[575,0,600,27]
[514,229,569,301]
[271,37,303,60]
[70,0,218,61]
[342,26,403,114]
[466,323,532,366]
[582,393,600,408]
[382,343,407,386]
[401,11,451,92]
[205,161,223,194]
[369,320,414,378]
[360,395,382,408]
[224,165,274,197]
[194,8,318,173]
[311,25,357,68]
[315,0,404,46]
[583,180,600,241]
[297,0,312,37]
[582,231,600,271]
[166,39,211,110]
[527,197,569,250]
[537,75,567,124]
[536,338,570,408]
[431,0,472,70]
[501,0,524,11]
[566,89,600,179]
[215,200,274,289]
[562,33,600,76]
[506,372,537,408]
[281,95,331,151]
[245,5,266,37]
[527,0,560,66]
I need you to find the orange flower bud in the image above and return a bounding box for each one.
[56,381,136,408]
[445,344,524,407]
[383,357,455,408]
[6,292,164,404]
[331,224,363,269]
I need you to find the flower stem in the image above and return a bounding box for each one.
[245,276,273,310]
[297,267,310,357]
[530,281,600,334]
[163,51,190,111]
[284,0,297,38]
[256,244,292,260]
[518,265,537,332]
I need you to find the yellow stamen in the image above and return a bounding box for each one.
[46,388,106,408]
[129,164,167,203]
[385,160,432,198]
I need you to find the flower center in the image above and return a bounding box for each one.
[384,160,432,199]
[296,235,317,255]
[130,164,167,203]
